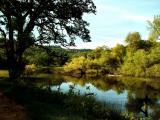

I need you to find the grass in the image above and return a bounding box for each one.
[0,79,126,120]
[0,70,8,78]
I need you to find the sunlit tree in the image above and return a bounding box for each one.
[0,0,96,79]
[148,16,160,37]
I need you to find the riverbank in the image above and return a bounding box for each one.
[50,67,160,79]
[0,70,156,120]
[36,67,122,78]
[0,79,126,120]
[0,91,29,120]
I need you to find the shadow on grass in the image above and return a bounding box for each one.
[0,78,126,120]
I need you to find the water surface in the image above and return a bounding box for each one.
[39,74,160,119]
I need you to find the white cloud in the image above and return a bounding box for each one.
[79,1,154,49]
[71,37,125,49]
[104,37,125,48]
[97,4,152,22]
[69,42,101,49]
[124,14,152,22]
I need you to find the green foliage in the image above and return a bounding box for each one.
[148,44,160,66]
[125,32,141,44]
[64,45,123,75]
[64,31,160,78]
[64,17,160,78]
[24,46,91,67]
[0,0,96,78]
[146,64,160,77]
[123,112,152,120]
[25,64,37,75]
[120,49,148,77]
[125,32,153,52]
[148,31,159,42]
[64,56,88,74]
[119,17,160,77]
[111,44,126,65]
[120,42,160,77]
[148,15,160,36]
[24,47,48,66]
[0,48,6,69]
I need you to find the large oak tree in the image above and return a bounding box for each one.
[0,0,96,79]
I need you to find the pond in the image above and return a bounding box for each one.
[38,74,160,119]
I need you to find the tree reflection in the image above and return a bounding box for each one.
[64,76,160,118]
[41,74,160,119]
[119,78,160,118]
[126,89,160,119]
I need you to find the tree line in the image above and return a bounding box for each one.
[64,16,160,77]
[0,0,160,79]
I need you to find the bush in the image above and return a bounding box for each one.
[146,64,160,77]
[25,64,37,75]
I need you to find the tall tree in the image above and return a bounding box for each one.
[148,15,160,41]
[125,32,141,45]
[125,32,141,52]
[0,0,96,79]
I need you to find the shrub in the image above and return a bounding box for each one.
[25,64,37,75]
[146,64,160,77]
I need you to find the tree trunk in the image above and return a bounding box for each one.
[7,53,25,80]
[5,14,27,80]
[5,15,24,80]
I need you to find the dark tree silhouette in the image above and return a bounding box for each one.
[0,0,96,79]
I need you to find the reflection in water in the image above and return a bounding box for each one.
[42,74,160,119]
[52,82,127,111]
[126,93,150,117]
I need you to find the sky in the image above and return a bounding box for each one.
[72,0,160,49]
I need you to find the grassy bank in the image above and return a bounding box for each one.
[0,79,126,120]
[0,70,9,77]
[0,70,155,119]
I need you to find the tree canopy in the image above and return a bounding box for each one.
[0,0,96,79]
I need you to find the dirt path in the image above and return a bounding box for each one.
[0,91,30,120]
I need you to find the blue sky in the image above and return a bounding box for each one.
[72,0,160,49]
